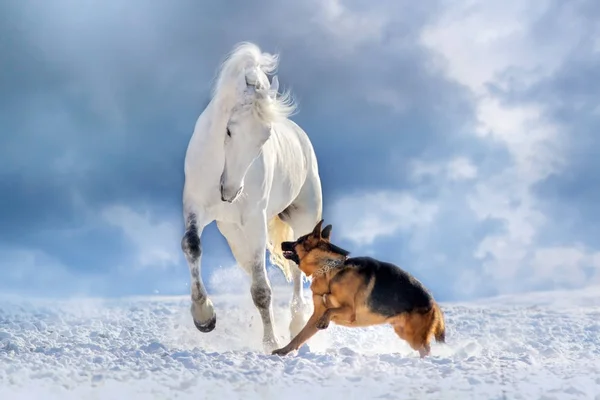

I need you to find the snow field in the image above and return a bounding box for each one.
[1,280,600,399]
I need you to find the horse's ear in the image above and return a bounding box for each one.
[311,219,324,238]
[321,224,333,241]
[269,75,279,96]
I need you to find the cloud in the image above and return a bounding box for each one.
[325,0,600,300]
[1,0,599,301]
[0,246,102,297]
[432,1,595,296]
[529,246,600,288]
[1,0,465,293]
[101,205,182,270]
[409,156,478,182]
[330,191,438,247]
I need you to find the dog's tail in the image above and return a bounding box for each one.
[416,301,446,346]
[266,215,294,282]
[432,302,446,343]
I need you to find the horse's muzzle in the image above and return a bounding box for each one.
[220,184,242,203]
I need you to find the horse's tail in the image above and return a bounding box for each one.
[266,215,294,282]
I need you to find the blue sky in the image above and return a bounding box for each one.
[1,0,599,301]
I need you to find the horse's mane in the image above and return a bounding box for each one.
[211,42,296,125]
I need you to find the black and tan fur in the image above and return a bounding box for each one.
[271,220,446,358]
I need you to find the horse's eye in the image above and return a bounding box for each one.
[226,128,231,137]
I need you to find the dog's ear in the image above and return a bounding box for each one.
[311,219,324,238]
[321,224,333,241]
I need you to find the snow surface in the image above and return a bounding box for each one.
[1,281,600,400]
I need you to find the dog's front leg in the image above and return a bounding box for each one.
[272,295,326,356]
[315,305,356,330]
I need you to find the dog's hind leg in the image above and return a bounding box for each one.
[391,314,423,357]
[392,312,433,358]
[418,343,431,358]
[392,318,409,342]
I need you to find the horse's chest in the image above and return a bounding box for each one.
[205,202,243,223]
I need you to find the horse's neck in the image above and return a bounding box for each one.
[185,100,228,185]
[200,98,230,140]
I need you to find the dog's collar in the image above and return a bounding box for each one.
[313,257,347,277]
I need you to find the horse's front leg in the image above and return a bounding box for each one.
[181,211,215,332]
[217,213,279,353]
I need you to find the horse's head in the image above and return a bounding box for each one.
[219,71,284,203]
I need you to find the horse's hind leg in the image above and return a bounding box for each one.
[182,210,216,332]
[217,214,279,353]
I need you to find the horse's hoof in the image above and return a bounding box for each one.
[193,314,216,332]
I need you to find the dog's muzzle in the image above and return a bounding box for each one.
[281,241,298,262]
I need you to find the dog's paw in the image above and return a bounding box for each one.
[271,347,293,356]
[315,316,330,330]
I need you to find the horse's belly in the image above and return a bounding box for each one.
[269,161,308,211]
[266,184,300,216]
[246,155,307,218]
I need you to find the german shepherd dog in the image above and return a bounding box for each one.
[271,220,446,358]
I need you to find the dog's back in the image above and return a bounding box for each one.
[342,256,445,356]
[344,256,433,316]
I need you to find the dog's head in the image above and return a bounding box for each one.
[281,220,349,275]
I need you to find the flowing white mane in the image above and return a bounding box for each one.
[211,42,296,125]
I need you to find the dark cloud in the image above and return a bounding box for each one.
[483,0,600,250]
[531,56,600,248]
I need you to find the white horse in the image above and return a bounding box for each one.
[181,42,323,352]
